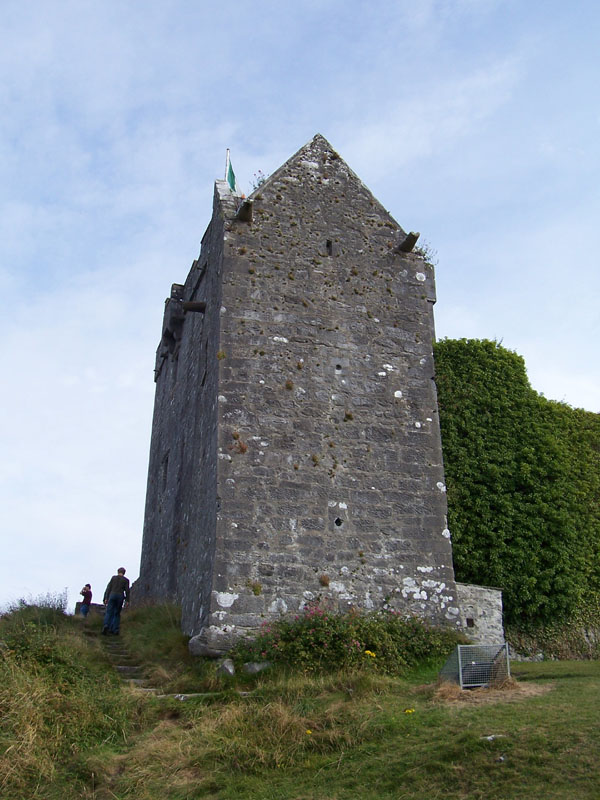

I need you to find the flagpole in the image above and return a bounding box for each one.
[225,149,230,181]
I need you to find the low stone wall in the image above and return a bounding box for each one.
[74,602,105,616]
[455,583,504,644]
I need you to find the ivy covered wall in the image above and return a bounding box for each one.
[434,338,600,626]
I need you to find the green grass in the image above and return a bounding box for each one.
[0,602,153,800]
[89,659,600,800]
[2,603,600,800]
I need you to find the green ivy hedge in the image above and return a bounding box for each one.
[434,338,600,626]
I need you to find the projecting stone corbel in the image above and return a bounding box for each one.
[235,199,253,223]
[396,231,420,253]
[183,301,207,313]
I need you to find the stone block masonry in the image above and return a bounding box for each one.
[137,134,468,653]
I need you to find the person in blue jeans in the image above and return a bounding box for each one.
[102,567,130,635]
[80,584,92,617]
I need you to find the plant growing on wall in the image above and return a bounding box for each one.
[434,338,600,626]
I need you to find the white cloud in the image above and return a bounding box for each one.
[340,55,520,177]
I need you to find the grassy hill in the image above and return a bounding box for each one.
[2,601,600,799]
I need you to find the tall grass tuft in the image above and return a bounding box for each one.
[0,602,150,799]
[120,603,220,693]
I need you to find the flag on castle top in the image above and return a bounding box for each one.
[225,149,237,192]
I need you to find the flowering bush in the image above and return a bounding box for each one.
[231,602,464,675]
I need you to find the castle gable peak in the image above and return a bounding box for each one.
[245,134,405,236]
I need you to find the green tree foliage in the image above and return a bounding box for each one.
[434,338,600,625]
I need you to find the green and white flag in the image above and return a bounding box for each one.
[225,149,237,192]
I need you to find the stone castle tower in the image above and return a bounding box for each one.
[137,134,465,653]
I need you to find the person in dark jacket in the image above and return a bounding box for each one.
[102,567,130,635]
[79,584,92,617]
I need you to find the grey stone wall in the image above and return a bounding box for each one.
[138,134,461,651]
[137,185,234,634]
[455,583,504,644]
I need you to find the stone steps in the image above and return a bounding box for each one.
[98,634,266,701]
[100,637,154,691]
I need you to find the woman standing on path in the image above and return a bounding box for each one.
[79,584,92,617]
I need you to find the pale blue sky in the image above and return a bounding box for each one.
[1,0,598,609]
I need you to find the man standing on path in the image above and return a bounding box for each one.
[102,567,130,635]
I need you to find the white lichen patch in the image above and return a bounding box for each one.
[372,567,395,576]
[218,453,232,461]
[269,598,288,613]
[215,592,239,608]
[378,371,387,377]
[394,390,403,398]
[383,363,395,371]
[442,528,451,539]
[206,624,235,638]
[338,502,347,509]
[414,421,422,429]
[272,336,289,343]
[218,395,227,403]
[416,272,426,282]
[417,566,433,573]
[436,482,447,492]
[329,581,353,599]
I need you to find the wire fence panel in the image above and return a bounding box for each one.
[440,643,510,688]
